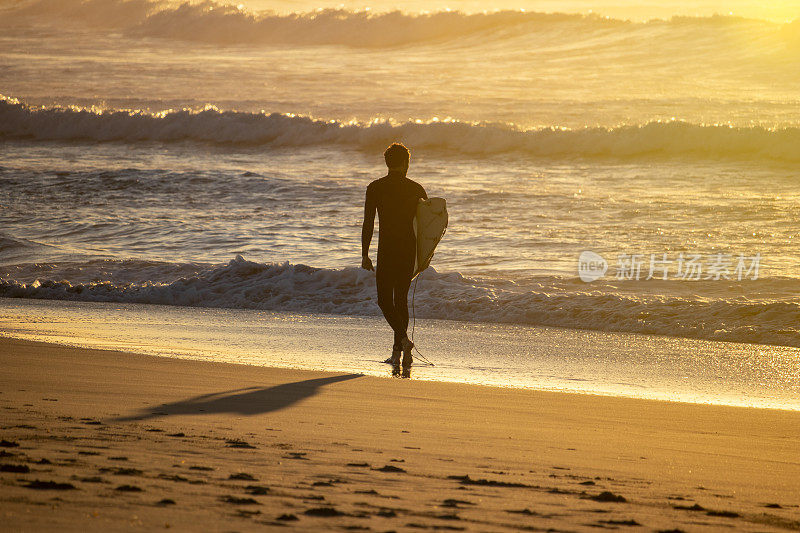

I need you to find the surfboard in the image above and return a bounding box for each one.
[413,197,448,277]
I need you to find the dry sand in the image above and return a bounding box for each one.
[1,336,799,532]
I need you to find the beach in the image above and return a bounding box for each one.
[3,0,800,530]
[2,336,799,531]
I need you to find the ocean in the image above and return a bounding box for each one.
[1,0,799,408]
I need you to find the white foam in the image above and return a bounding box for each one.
[3,96,799,161]
[2,255,799,348]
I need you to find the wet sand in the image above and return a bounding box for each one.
[1,336,799,531]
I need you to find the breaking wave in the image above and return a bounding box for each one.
[2,255,799,348]
[1,0,789,48]
[3,96,800,161]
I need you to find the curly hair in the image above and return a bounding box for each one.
[383,143,410,170]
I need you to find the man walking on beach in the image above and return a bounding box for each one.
[361,143,427,368]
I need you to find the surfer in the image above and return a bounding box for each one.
[361,143,427,368]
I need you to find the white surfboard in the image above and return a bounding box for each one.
[413,197,448,278]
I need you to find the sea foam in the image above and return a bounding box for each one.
[2,255,799,348]
[2,97,799,161]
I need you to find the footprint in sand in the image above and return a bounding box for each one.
[405,522,463,530]
[672,503,704,511]
[442,499,474,509]
[706,510,740,518]
[229,472,257,481]
[115,484,143,492]
[587,491,627,503]
[0,464,29,473]
[507,508,539,516]
[24,480,76,490]
[283,452,308,460]
[313,478,347,487]
[448,475,529,488]
[226,439,256,449]
[100,467,144,476]
[374,465,406,473]
[220,495,259,505]
[304,507,344,517]
[598,519,640,526]
[158,474,189,483]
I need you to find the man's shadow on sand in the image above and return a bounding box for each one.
[113,374,363,422]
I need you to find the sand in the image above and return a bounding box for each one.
[1,336,799,532]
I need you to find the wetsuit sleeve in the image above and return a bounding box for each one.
[420,184,428,200]
[361,185,377,257]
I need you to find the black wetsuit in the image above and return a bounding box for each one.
[363,171,427,347]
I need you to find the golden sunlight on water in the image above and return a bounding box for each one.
[1,0,800,403]
[3,2,800,531]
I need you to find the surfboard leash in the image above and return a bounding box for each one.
[410,224,447,368]
[410,271,435,367]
